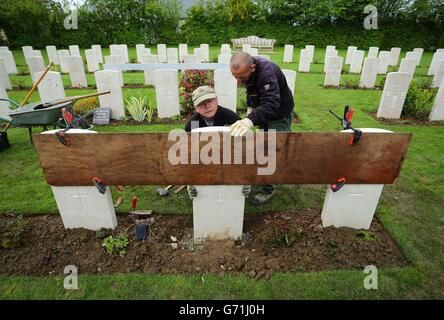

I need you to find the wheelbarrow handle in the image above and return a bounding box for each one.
[0,116,16,126]
[0,98,20,109]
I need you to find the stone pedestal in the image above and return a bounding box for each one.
[191,127,246,243]
[321,128,393,230]
[42,129,117,230]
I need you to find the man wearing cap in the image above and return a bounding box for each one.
[185,85,251,199]
[229,51,294,205]
[185,85,240,132]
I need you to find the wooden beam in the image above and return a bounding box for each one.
[33,132,412,186]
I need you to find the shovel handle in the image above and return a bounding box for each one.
[19,62,54,108]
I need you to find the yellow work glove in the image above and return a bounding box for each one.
[230,118,253,137]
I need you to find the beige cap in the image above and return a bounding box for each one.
[192,85,217,107]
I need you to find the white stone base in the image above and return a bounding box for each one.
[321,128,392,230]
[191,126,246,243]
[42,129,117,230]
[193,185,245,243]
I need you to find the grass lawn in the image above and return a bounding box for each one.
[0,46,443,299]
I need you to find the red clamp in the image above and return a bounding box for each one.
[92,177,106,194]
[331,177,346,192]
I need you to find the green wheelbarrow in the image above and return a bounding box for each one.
[0,91,110,146]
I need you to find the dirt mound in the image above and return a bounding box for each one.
[0,209,407,278]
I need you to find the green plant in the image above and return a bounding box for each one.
[356,230,376,241]
[125,96,149,122]
[102,233,129,257]
[146,102,155,123]
[73,97,99,115]
[402,80,436,120]
[179,70,214,115]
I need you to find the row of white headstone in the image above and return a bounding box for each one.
[1,64,296,122]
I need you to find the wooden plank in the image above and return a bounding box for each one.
[33,132,412,186]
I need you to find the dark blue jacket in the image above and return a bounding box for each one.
[246,57,294,125]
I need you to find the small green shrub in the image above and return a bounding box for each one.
[73,97,99,115]
[125,96,149,122]
[102,233,129,257]
[179,70,214,115]
[402,80,435,120]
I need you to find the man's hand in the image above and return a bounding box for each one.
[241,185,251,197]
[230,118,253,137]
[187,185,197,200]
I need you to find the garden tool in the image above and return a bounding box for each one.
[328,106,362,145]
[156,185,174,196]
[174,185,186,194]
[55,109,95,146]
[3,62,54,133]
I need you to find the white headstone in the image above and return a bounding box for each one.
[413,48,424,66]
[398,58,416,77]
[22,46,33,65]
[140,54,158,86]
[298,48,311,72]
[405,51,416,62]
[214,69,237,112]
[349,50,365,74]
[322,128,393,229]
[217,54,231,65]
[200,44,209,62]
[305,45,315,63]
[0,50,17,75]
[167,48,179,64]
[221,44,231,55]
[141,48,151,56]
[0,80,10,120]
[432,60,444,88]
[283,45,294,63]
[179,44,188,58]
[324,47,338,73]
[377,72,412,119]
[95,70,125,119]
[104,55,123,64]
[58,50,70,73]
[92,45,103,64]
[109,45,125,63]
[282,69,296,96]
[345,46,357,65]
[429,77,444,121]
[181,54,197,64]
[324,56,343,87]
[194,48,205,62]
[42,129,117,230]
[85,49,99,73]
[69,45,81,57]
[157,44,167,63]
[136,44,145,63]
[367,47,379,58]
[67,56,87,88]
[359,57,378,89]
[46,45,59,65]
[191,126,245,243]
[428,49,444,76]
[36,71,65,102]
[154,69,180,118]
[28,56,45,84]
[242,44,251,52]
[389,47,401,66]
[120,44,129,63]
[376,51,391,74]
[0,59,11,90]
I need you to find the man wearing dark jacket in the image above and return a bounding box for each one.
[185,85,240,132]
[229,52,294,204]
